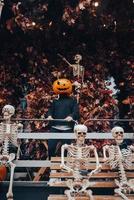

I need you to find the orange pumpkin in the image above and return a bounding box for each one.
[53,79,72,95]
[0,165,7,181]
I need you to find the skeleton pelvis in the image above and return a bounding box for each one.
[0,155,10,162]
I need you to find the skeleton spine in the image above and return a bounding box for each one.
[2,136,9,155]
[117,146,127,184]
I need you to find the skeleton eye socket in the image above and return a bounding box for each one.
[115,131,123,135]
[77,132,86,136]
[4,109,9,113]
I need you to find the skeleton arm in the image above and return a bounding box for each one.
[60,144,73,173]
[16,123,23,159]
[102,145,110,161]
[88,145,101,177]
[129,145,134,152]
[57,54,73,67]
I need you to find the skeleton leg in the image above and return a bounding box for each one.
[114,188,129,200]
[65,179,75,192]
[80,179,94,200]
[84,190,94,200]
[65,190,75,200]
[127,180,134,192]
[6,162,16,200]
[65,179,76,200]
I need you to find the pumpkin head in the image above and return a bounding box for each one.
[0,165,7,181]
[53,79,72,95]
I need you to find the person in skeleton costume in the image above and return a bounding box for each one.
[103,126,134,200]
[61,124,101,200]
[0,105,23,200]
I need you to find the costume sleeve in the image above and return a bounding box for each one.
[69,99,80,121]
[46,100,55,117]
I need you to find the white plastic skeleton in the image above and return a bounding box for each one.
[58,53,85,83]
[0,0,4,18]
[61,124,101,200]
[0,105,23,200]
[103,126,134,200]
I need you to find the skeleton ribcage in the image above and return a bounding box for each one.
[66,145,90,171]
[72,64,84,77]
[108,146,132,170]
[0,123,18,147]
[0,123,5,143]
[121,148,132,169]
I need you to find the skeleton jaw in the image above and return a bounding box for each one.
[76,138,85,146]
[115,139,124,145]
[3,116,11,123]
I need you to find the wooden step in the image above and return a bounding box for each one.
[50,157,134,171]
[51,164,116,170]
[50,172,134,179]
[48,181,117,188]
[48,195,134,200]
[51,157,134,163]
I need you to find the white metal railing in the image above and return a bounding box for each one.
[18,132,134,139]
[16,131,134,168]
[14,160,51,167]
[0,118,133,122]
[0,118,133,168]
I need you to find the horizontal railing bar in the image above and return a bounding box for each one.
[13,160,110,168]
[0,118,133,121]
[1,181,47,187]
[14,160,51,167]
[18,132,134,139]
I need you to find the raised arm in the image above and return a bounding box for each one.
[57,54,73,67]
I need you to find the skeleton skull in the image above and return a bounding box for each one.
[74,124,87,144]
[111,126,124,145]
[74,54,82,63]
[2,105,15,120]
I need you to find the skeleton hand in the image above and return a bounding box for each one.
[7,153,15,164]
[18,123,23,128]
[65,116,73,122]
[72,170,82,179]
[103,157,109,162]
[47,116,53,120]
[96,164,102,171]
[60,164,73,173]
[88,164,102,177]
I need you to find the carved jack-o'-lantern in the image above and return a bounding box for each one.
[53,79,72,95]
[0,165,7,181]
